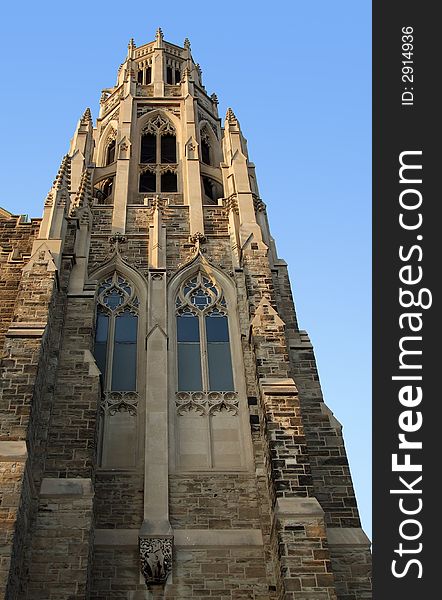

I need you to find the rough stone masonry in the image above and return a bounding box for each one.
[0,30,371,600]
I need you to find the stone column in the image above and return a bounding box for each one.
[140,209,172,585]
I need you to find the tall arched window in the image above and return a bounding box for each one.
[94,273,140,468]
[139,115,177,193]
[175,273,234,392]
[173,271,247,470]
[105,139,116,165]
[94,273,139,391]
[200,127,212,166]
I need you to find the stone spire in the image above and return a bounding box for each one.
[184,37,191,50]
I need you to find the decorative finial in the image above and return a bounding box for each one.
[80,107,92,125]
[128,37,136,49]
[210,93,218,105]
[156,27,163,43]
[225,107,237,122]
[184,37,191,50]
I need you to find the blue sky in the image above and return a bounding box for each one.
[0,1,371,536]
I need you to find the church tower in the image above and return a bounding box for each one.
[0,31,371,599]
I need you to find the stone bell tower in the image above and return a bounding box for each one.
[0,30,371,599]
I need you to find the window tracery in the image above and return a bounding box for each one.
[173,271,244,471]
[140,114,177,193]
[94,272,139,392]
[175,273,233,392]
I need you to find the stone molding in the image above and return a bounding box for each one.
[327,527,371,548]
[0,441,28,462]
[93,528,264,547]
[275,497,325,518]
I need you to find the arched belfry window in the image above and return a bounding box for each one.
[175,273,234,392]
[94,273,139,392]
[139,114,177,193]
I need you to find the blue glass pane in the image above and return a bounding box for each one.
[177,315,200,342]
[115,312,138,342]
[178,343,202,391]
[190,288,211,308]
[207,343,234,391]
[95,312,109,343]
[111,343,137,390]
[205,315,229,342]
[104,289,124,310]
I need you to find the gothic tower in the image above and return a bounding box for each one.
[0,31,371,599]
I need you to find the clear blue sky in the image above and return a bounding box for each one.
[0,1,371,537]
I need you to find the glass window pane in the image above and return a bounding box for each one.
[95,312,109,342]
[106,141,116,165]
[104,289,124,310]
[111,343,137,390]
[161,135,176,163]
[178,343,202,391]
[139,172,156,192]
[201,140,211,165]
[206,315,229,342]
[94,343,107,380]
[166,66,173,84]
[177,315,199,342]
[175,69,181,84]
[161,172,177,192]
[207,343,234,391]
[115,312,138,342]
[141,134,156,163]
[146,67,152,84]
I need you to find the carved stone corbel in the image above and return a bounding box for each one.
[139,535,173,585]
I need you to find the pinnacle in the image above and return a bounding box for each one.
[80,107,92,124]
[184,37,191,50]
[53,154,71,190]
[74,169,92,207]
[225,107,237,122]
[156,27,163,39]
[128,37,136,48]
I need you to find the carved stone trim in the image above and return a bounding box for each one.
[175,391,239,416]
[197,110,218,138]
[101,391,139,416]
[253,197,266,212]
[139,536,173,585]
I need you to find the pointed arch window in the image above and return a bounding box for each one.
[139,114,177,193]
[105,139,116,165]
[200,127,212,166]
[176,273,234,392]
[94,273,139,391]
